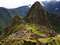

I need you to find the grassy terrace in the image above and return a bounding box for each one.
[0,35,60,45]
[0,23,60,45]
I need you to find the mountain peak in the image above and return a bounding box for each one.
[34,1,41,5]
[25,1,49,26]
[32,1,42,8]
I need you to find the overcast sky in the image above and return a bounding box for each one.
[0,0,59,9]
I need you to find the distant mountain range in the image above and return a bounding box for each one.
[8,6,30,16]
[0,1,60,17]
[42,1,60,15]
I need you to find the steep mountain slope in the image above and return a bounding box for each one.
[25,1,49,26]
[0,7,11,34]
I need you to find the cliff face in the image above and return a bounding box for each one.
[25,1,49,26]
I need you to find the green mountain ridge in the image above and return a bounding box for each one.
[0,7,12,35]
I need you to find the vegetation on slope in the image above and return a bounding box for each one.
[0,22,60,45]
